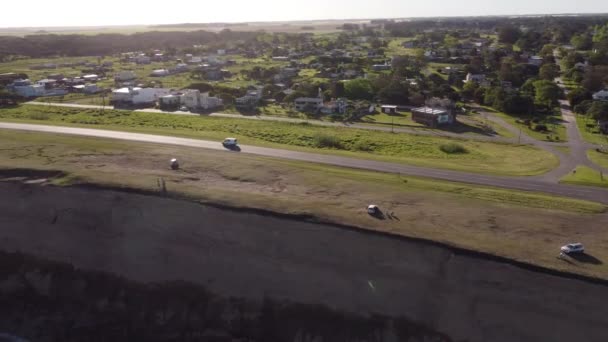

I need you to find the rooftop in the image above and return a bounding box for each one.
[412,107,448,115]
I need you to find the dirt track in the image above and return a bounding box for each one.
[1,181,608,341]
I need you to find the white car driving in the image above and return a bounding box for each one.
[222,138,238,147]
[560,243,584,254]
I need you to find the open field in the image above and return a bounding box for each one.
[384,37,419,56]
[33,93,108,106]
[0,104,559,176]
[560,165,608,188]
[360,110,514,138]
[1,129,607,280]
[588,149,608,169]
[491,109,568,142]
[577,115,608,145]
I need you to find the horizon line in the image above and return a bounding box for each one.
[2,12,608,30]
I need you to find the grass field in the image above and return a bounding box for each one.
[361,111,515,138]
[560,166,608,188]
[1,129,607,279]
[0,104,559,176]
[587,149,608,169]
[33,93,108,106]
[385,38,420,56]
[577,115,608,145]
[491,110,568,142]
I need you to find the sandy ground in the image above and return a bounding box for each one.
[1,182,607,341]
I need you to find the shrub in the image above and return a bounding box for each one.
[439,143,468,154]
[28,112,50,120]
[534,124,548,132]
[353,140,373,152]
[313,132,342,149]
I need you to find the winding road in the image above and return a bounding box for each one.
[1,121,607,204]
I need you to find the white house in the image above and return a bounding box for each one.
[294,97,323,112]
[111,87,171,105]
[180,89,223,110]
[592,90,608,102]
[150,69,170,77]
[115,71,137,82]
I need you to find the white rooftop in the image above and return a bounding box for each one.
[413,107,448,115]
[114,87,142,94]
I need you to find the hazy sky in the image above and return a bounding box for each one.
[3,0,608,27]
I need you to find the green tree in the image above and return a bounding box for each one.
[460,81,478,101]
[498,25,521,44]
[570,33,592,50]
[344,78,374,100]
[583,66,608,92]
[539,44,557,58]
[539,63,560,81]
[588,101,608,121]
[533,80,560,109]
[567,88,591,108]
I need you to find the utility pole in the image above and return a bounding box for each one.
[518,128,522,144]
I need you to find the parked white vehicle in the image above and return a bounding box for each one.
[367,204,379,215]
[560,243,585,254]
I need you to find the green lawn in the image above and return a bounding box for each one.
[0,104,559,176]
[588,149,608,169]
[258,103,306,118]
[360,111,514,138]
[576,115,608,145]
[491,110,568,142]
[34,93,108,105]
[385,38,420,56]
[560,165,608,188]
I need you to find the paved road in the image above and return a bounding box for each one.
[25,102,511,143]
[1,122,607,204]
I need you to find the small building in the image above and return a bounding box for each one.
[592,90,608,102]
[36,79,57,89]
[82,74,99,82]
[115,71,137,82]
[272,56,290,62]
[411,107,454,127]
[294,97,323,112]
[111,87,171,106]
[235,86,264,111]
[528,56,543,66]
[135,55,151,64]
[372,64,391,71]
[11,83,45,98]
[320,98,348,114]
[72,84,99,94]
[463,73,486,84]
[180,89,223,110]
[150,69,170,77]
[381,105,398,114]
